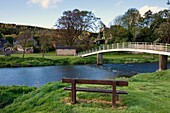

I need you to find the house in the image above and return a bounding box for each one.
[56,46,76,56]
[17,45,34,53]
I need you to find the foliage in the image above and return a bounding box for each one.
[0,86,35,108]
[121,8,141,30]
[107,9,170,43]
[55,9,100,46]
[5,36,14,45]
[105,25,129,43]
[134,27,155,42]
[0,57,56,67]
[0,32,3,40]
[38,30,51,57]
[154,21,170,43]
[1,70,170,112]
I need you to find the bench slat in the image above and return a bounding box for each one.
[62,78,128,86]
[64,87,128,94]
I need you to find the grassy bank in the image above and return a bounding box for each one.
[0,52,159,67]
[0,86,36,109]
[1,70,170,113]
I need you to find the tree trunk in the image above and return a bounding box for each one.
[22,49,26,58]
[42,51,45,58]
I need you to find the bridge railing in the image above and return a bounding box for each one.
[78,42,170,56]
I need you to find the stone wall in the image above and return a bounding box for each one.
[56,49,76,56]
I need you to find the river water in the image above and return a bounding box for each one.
[0,63,170,86]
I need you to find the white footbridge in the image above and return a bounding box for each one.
[78,42,170,70]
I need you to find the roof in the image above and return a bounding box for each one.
[56,46,76,49]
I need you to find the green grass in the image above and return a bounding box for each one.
[0,52,160,67]
[0,86,36,109]
[1,69,170,113]
[11,52,76,60]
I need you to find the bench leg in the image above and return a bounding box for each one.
[112,81,116,107]
[71,80,76,104]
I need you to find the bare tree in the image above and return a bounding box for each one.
[55,9,100,46]
[38,30,51,58]
[17,30,33,58]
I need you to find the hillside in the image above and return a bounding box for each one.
[0,70,170,113]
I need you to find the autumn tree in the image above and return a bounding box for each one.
[55,9,100,46]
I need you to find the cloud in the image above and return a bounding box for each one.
[27,0,62,9]
[139,5,166,16]
[115,1,123,6]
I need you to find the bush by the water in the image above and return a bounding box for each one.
[0,57,57,67]
[0,54,159,68]
[0,57,97,67]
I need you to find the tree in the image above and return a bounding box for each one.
[38,30,51,58]
[114,15,124,26]
[121,8,141,30]
[134,27,155,42]
[55,9,100,46]
[105,25,129,43]
[120,8,141,41]
[0,32,3,40]
[143,10,153,27]
[154,22,170,43]
[17,30,34,58]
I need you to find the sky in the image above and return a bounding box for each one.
[0,0,169,29]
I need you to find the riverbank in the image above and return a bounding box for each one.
[0,53,159,67]
[0,69,170,113]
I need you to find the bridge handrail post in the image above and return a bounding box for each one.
[103,45,105,50]
[145,42,146,50]
[128,42,131,48]
[166,44,170,52]
[150,43,152,50]
[99,46,101,51]
[117,43,119,49]
[159,43,162,51]
[123,43,124,49]
[165,43,168,52]
[153,43,156,50]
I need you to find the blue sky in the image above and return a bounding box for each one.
[0,0,169,28]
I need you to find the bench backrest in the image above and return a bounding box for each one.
[62,78,128,86]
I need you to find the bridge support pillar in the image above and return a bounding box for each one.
[97,53,102,65]
[159,55,168,71]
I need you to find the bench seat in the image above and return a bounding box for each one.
[64,87,128,94]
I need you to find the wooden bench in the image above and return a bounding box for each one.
[62,78,128,107]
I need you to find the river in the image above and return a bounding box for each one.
[0,63,170,86]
